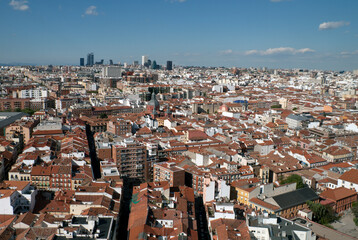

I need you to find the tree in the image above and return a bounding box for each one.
[271,104,282,109]
[352,201,358,226]
[280,174,305,189]
[99,113,108,119]
[307,201,339,225]
[21,108,35,116]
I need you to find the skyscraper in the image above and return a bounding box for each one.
[142,55,148,66]
[166,61,173,70]
[87,52,94,66]
[151,60,158,70]
[80,58,84,66]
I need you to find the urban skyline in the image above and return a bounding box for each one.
[1,0,357,70]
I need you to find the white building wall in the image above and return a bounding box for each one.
[204,181,215,202]
[0,196,13,214]
[19,89,48,99]
[102,66,122,78]
[293,230,316,240]
[338,179,358,192]
[219,180,231,199]
[248,226,270,240]
[195,154,204,166]
[213,211,235,220]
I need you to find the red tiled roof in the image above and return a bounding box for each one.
[32,130,63,135]
[249,197,280,211]
[187,130,208,141]
[320,187,357,202]
[339,169,358,184]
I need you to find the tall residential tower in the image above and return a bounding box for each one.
[87,52,94,66]
[142,55,148,66]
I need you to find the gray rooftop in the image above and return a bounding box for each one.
[0,112,28,129]
[287,114,309,121]
[272,187,319,210]
[249,214,313,240]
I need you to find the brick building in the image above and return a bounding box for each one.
[30,165,51,190]
[107,118,132,136]
[153,162,185,187]
[50,165,72,191]
[0,98,30,111]
[6,118,40,144]
[112,139,148,181]
[320,187,357,213]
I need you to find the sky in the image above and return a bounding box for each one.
[1,0,358,70]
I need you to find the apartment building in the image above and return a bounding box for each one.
[153,161,185,187]
[112,139,148,180]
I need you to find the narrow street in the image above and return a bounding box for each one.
[116,177,141,240]
[85,124,101,180]
[195,196,210,240]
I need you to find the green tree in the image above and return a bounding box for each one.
[352,201,358,226]
[271,104,282,109]
[352,201,358,217]
[22,108,35,115]
[280,174,305,189]
[307,201,339,225]
[354,218,358,226]
[99,113,108,119]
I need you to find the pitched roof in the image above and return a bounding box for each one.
[272,188,318,210]
[14,212,36,227]
[249,198,280,211]
[339,169,358,184]
[320,187,357,202]
[3,181,30,191]
[187,130,208,141]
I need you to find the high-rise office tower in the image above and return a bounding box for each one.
[166,61,173,70]
[87,53,94,66]
[151,60,158,70]
[80,58,85,66]
[142,56,148,66]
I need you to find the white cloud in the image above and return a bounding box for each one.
[172,0,187,2]
[245,50,259,55]
[9,0,29,11]
[340,50,358,56]
[319,21,350,30]
[219,49,233,55]
[245,47,315,56]
[85,6,98,16]
[295,48,315,54]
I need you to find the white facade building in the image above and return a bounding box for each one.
[337,169,358,192]
[0,189,26,214]
[142,55,148,66]
[18,88,48,99]
[102,66,122,78]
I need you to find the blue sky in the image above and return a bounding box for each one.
[1,0,357,70]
